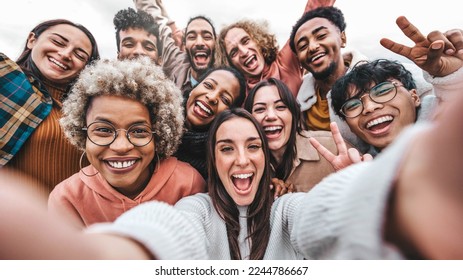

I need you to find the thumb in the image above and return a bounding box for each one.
[427,40,445,63]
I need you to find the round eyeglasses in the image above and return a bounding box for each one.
[339,81,400,118]
[82,121,155,147]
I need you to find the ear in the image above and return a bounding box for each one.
[340,31,347,48]
[26,32,37,49]
[116,52,121,60]
[410,89,421,107]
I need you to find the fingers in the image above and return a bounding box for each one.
[380,16,426,60]
[348,148,373,163]
[380,37,412,59]
[443,29,463,56]
[395,16,427,45]
[330,122,348,155]
[362,153,373,162]
[427,30,455,55]
[347,148,362,163]
[270,178,294,199]
[309,137,335,162]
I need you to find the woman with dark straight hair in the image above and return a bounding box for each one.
[1,19,100,194]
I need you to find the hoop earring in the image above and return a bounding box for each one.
[153,153,160,174]
[79,151,99,177]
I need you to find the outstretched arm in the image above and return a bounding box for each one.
[385,87,463,259]
[0,170,150,260]
[380,16,463,77]
[133,0,184,51]
[309,122,372,171]
[304,0,335,13]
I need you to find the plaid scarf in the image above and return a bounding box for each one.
[0,52,52,166]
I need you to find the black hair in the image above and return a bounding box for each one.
[113,7,161,56]
[244,78,302,180]
[195,66,247,108]
[289,6,346,53]
[331,59,418,120]
[183,15,217,44]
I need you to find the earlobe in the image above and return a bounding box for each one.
[26,32,36,49]
[341,31,347,48]
[410,89,421,107]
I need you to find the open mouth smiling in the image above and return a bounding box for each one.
[231,172,254,194]
[49,57,69,70]
[106,160,136,169]
[366,115,394,130]
[194,100,213,117]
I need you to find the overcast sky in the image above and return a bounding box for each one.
[0,0,461,62]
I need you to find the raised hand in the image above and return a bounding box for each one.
[380,16,463,77]
[309,122,372,171]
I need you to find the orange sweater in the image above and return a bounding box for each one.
[48,157,206,228]
[7,86,81,196]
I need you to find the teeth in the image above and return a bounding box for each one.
[195,52,207,57]
[310,53,325,62]
[49,57,68,70]
[366,116,393,129]
[232,173,253,179]
[107,160,136,169]
[244,55,255,67]
[197,101,212,114]
[264,126,282,132]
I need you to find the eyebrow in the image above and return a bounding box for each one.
[52,32,91,57]
[296,26,328,47]
[205,77,219,86]
[121,37,156,45]
[91,117,150,126]
[216,136,260,144]
[253,99,283,107]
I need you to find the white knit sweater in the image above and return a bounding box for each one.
[87,123,430,259]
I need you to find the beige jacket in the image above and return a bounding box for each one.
[287,130,348,192]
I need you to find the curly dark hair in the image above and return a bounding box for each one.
[217,19,278,67]
[113,7,161,56]
[289,6,346,53]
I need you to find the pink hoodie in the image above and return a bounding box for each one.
[48,157,206,228]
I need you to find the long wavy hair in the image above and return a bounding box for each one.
[244,78,303,180]
[207,108,273,259]
[16,19,100,90]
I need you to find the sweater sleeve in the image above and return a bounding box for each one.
[86,194,211,259]
[291,123,431,259]
[423,66,463,102]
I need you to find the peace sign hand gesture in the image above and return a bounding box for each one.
[380,16,463,77]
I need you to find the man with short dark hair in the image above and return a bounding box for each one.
[289,6,461,151]
[113,7,161,64]
[134,0,217,95]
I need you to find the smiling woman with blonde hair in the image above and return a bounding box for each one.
[48,57,206,228]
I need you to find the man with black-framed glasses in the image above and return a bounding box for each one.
[330,59,424,156]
